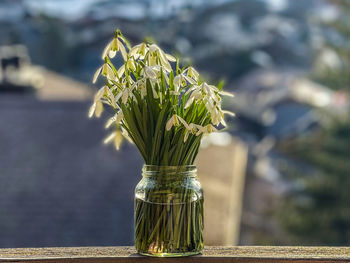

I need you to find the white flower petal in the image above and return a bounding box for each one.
[115,91,123,102]
[183,75,196,85]
[145,67,157,79]
[129,45,140,57]
[117,65,125,77]
[219,91,234,97]
[106,87,117,108]
[95,100,103,118]
[173,75,182,92]
[114,130,123,150]
[122,89,129,104]
[116,111,124,122]
[121,127,134,144]
[208,84,219,92]
[105,115,117,129]
[187,67,199,79]
[111,38,119,51]
[119,41,128,61]
[185,85,197,96]
[149,44,158,53]
[220,118,227,127]
[165,53,176,62]
[106,66,115,80]
[166,116,174,131]
[101,41,112,59]
[159,52,172,72]
[127,59,136,71]
[178,116,190,130]
[92,66,102,84]
[108,50,117,58]
[103,131,116,144]
[184,130,190,142]
[151,85,158,99]
[222,110,235,117]
[94,86,106,101]
[88,102,96,118]
[148,55,157,66]
[185,96,194,109]
[163,70,169,84]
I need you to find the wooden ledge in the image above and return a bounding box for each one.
[0,246,349,263]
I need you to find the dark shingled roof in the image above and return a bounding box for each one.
[0,94,143,247]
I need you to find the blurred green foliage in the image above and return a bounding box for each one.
[277,0,350,245]
[278,119,350,245]
[313,0,350,91]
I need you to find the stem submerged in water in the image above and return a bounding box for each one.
[135,197,204,256]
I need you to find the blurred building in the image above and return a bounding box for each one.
[230,68,349,244]
[0,45,143,247]
[196,135,248,245]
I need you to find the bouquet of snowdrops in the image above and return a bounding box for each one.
[89,29,234,256]
[89,29,234,166]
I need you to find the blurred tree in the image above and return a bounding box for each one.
[312,0,350,91]
[277,118,350,245]
[37,15,69,72]
[276,0,350,245]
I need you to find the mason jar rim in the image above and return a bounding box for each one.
[142,165,197,178]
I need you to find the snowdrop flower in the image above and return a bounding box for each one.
[166,114,181,130]
[174,73,195,93]
[101,86,117,109]
[92,62,116,84]
[141,67,159,99]
[88,100,103,118]
[129,43,148,59]
[105,110,124,129]
[126,58,136,71]
[201,82,217,98]
[88,86,110,118]
[184,85,205,108]
[102,63,116,80]
[102,36,128,61]
[186,66,199,80]
[103,130,123,150]
[185,88,204,109]
[148,52,158,67]
[144,66,157,79]
[146,65,169,84]
[148,44,176,72]
[166,114,191,132]
[183,123,199,142]
[196,124,217,136]
[184,83,201,95]
[207,105,222,126]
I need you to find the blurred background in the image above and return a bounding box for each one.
[1,0,350,247]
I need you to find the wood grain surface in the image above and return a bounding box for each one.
[0,246,349,263]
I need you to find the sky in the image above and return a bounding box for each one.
[22,0,289,21]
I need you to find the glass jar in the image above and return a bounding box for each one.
[134,165,204,257]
